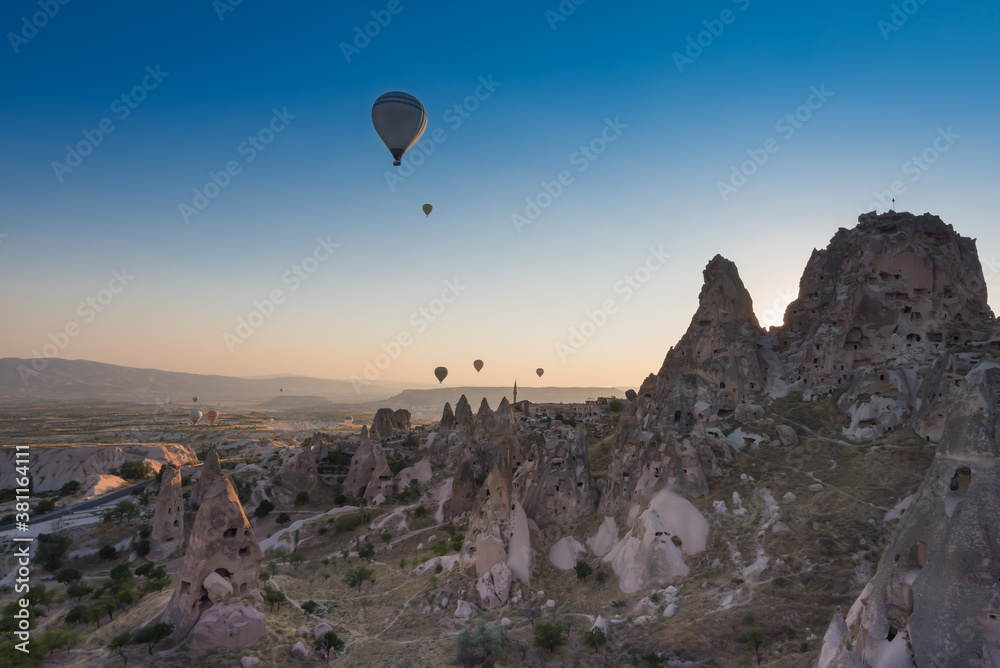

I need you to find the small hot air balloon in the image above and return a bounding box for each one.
[192,396,198,403]
[473,359,484,373]
[434,366,448,384]
[372,92,427,166]
[422,203,433,216]
[536,368,544,378]
[280,388,283,393]
[206,410,219,424]
[189,410,203,425]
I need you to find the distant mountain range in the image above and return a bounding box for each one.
[0,358,401,404]
[0,359,628,416]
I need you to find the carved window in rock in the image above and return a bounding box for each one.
[224,527,238,538]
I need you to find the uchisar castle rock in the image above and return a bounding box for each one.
[58,210,994,665]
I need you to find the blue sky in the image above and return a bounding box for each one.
[2,0,998,389]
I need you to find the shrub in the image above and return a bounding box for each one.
[99,545,117,561]
[294,491,310,506]
[253,500,275,519]
[276,512,291,525]
[574,559,593,582]
[336,513,362,532]
[533,623,565,653]
[456,619,506,667]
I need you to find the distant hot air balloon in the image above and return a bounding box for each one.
[434,366,448,384]
[536,368,544,378]
[422,203,433,216]
[189,410,202,425]
[372,92,427,166]
[206,410,219,424]
[192,396,198,403]
[280,388,283,393]
[473,359,484,373]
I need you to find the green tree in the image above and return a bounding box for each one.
[574,559,593,582]
[609,398,623,412]
[455,619,506,667]
[533,623,565,653]
[66,584,93,601]
[36,533,73,572]
[55,568,82,585]
[358,542,375,563]
[583,626,607,653]
[110,564,133,583]
[276,512,291,525]
[314,630,344,667]
[134,622,173,654]
[523,604,540,627]
[39,629,80,655]
[263,588,287,612]
[116,460,150,481]
[35,499,56,515]
[746,628,764,666]
[0,638,46,667]
[109,632,131,666]
[295,491,310,506]
[301,600,318,619]
[60,480,81,495]
[343,565,375,592]
[134,539,150,557]
[253,499,275,518]
[99,544,118,561]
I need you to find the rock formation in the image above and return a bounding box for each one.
[160,452,264,649]
[190,447,224,510]
[514,425,597,525]
[369,408,411,440]
[450,458,478,516]
[454,396,476,433]
[342,440,393,500]
[817,362,1000,667]
[149,466,184,562]
[0,443,196,493]
[777,211,995,441]
[277,444,317,495]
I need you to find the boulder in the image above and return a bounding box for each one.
[454,600,474,619]
[240,658,260,668]
[290,641,308,658]
[587,516,618,557]
[777,424,798,446]
[548,536,586,571]
[202,571,233,605]
[313,622,332,639]
[476,561,511,610]
[186,601,266,651]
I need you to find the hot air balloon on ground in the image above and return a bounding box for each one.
[473,359,484,373]
[422,203,433,216]
[189,410,202,425]
[372,92,427,166]
[206,410,219,424]
[434,367,448,383]
[536,368,544,378]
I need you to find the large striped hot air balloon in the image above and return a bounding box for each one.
[372,92,427,166]
[206,410,219,424]
[189,410,202,425]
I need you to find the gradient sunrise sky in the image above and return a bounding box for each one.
[1,0,998,389]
